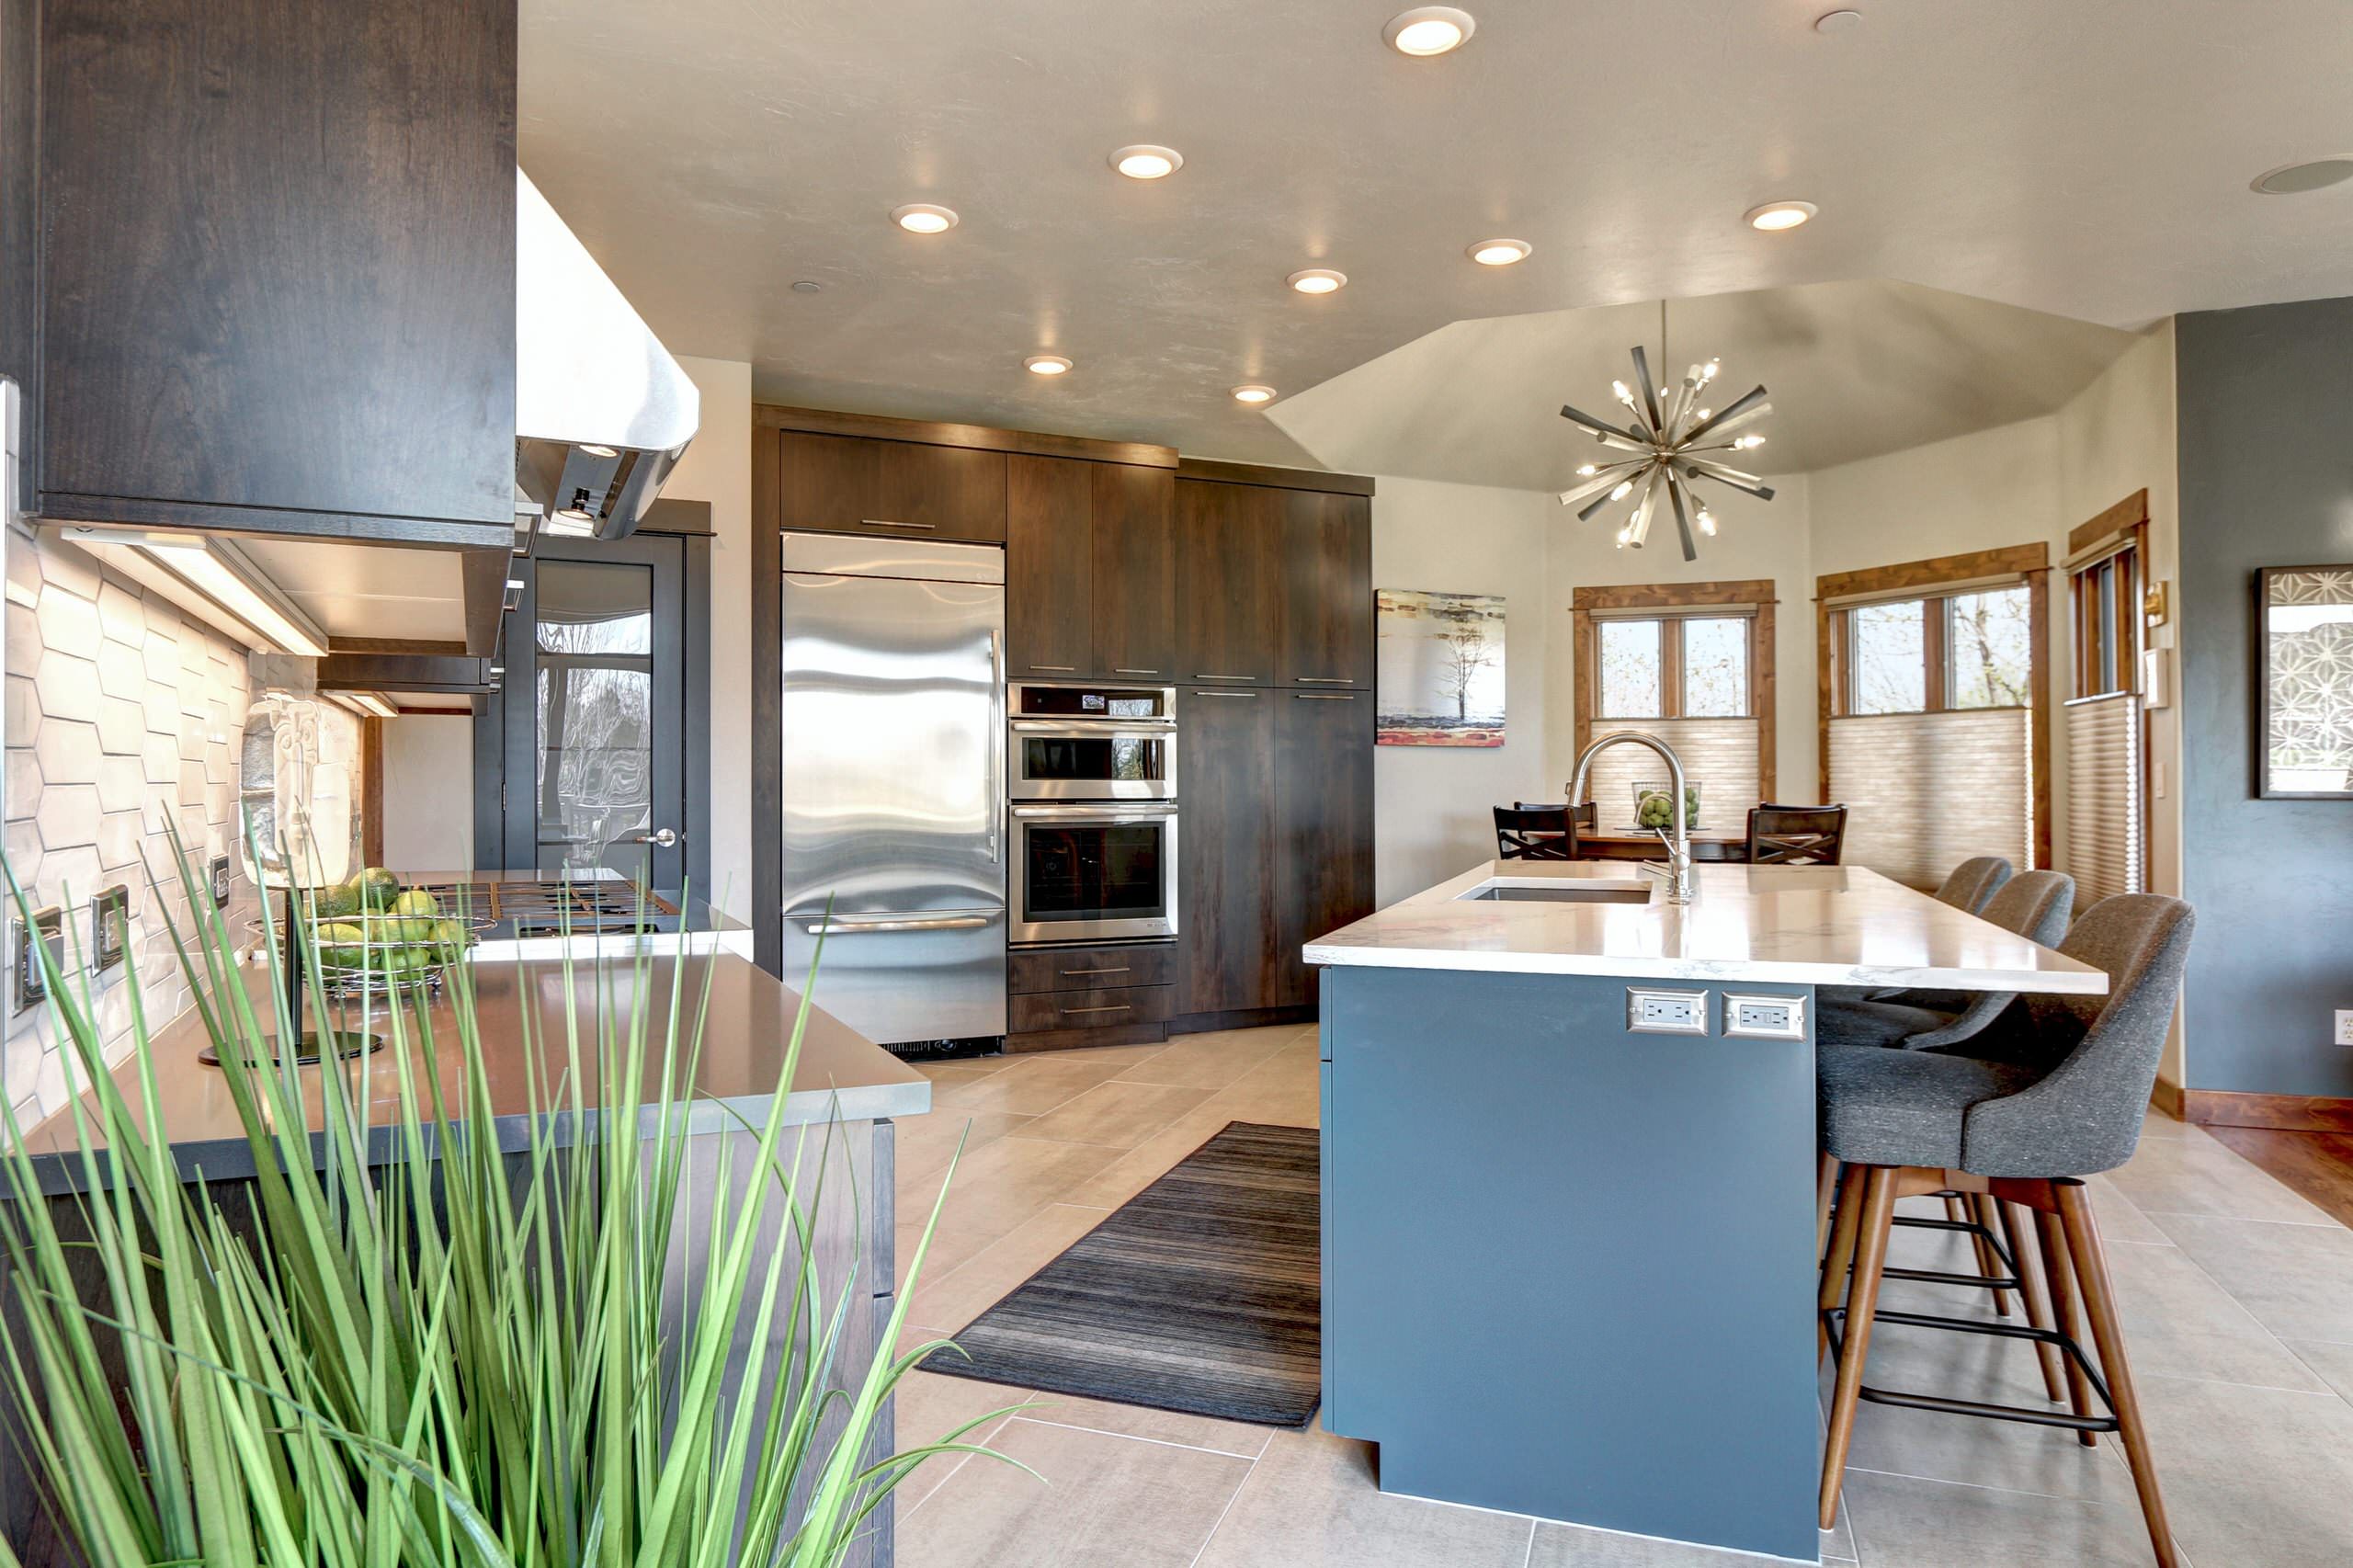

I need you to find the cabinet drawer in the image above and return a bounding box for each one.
[1010,983,1175,1033]
[1008,943,1177,994]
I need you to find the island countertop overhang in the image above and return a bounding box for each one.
[1304,859,2109,994]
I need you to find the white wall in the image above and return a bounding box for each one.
[665,358,754,919]
[1543,477,1819,807]
[381,716,474,869]
[1368,478,1555,904]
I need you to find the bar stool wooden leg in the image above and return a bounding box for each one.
[1821,1165,1898,1530]
[1971,1192,2015,1317]
[1817,1152,1841,1261]
[1819,1161,1868,1363]
[2034,1204,2098,1447]
[2057,1180,2179,1568]
[1998,1198,2066,1402]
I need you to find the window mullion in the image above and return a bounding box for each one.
[1662,619,1683,720]
[1923,597,1948,713]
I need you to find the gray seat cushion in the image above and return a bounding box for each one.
[1815,998,1955,1049]
[1817,1045,2040,1168]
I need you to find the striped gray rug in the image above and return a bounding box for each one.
[921,1121,1321,1426]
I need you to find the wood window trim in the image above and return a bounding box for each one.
[1571,579,1778,801]
[1815,543,2052,869]
[2068,517,2147,701]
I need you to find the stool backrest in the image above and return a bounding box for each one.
[1495,805,1579,860]
[1933,856,2013,914]
[1747,803,1847,865]
[1979,869,2073,947]
[1961,893,2195,1177]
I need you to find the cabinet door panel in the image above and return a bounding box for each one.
[1275,689,1375,1006]
[1279,491,1373,687]
[1006,455,1093,676]
[1176,479,1279,686]
[776,431,1007,543]
[1091,463,1176,679]
[1177,687,1280,1013]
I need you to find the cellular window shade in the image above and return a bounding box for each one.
[2064,694,2143,904]
[1578,718,1761,828]
[1827,710,2032,891]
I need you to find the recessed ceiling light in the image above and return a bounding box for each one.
[1466,238,1531,266]
[1383,6,1476,56]
[1288,267,1347,295]
[1110,144,1184,179]
[890,202,959,233]
[790,279,824,293]
[1744,199,1818,232]
[1232,384,1279,404]
[1025,354,1074,376]
[2251,157,2353,195]
[1813,8,1863,32]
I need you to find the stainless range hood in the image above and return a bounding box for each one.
[514,170,698,542]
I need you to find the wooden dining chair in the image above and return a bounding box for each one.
[1495,803,1587,860]
[1747,803,1848,865]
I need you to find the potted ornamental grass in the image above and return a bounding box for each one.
[0,833,1018,1567]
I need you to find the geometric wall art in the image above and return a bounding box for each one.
[1375,589,1506,747]
[2259,565,2353,799]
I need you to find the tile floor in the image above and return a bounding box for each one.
[884,1026,2353,1566]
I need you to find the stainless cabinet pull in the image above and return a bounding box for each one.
[1060,1004,1132,1017]
[1192,689,1258,699]
[1113,667,1159,675]
[1028,664,1077,672]
[1192,674,1256,682]
[1295,693,1357,700]
[1061,966,1131,977]
[1294,676,1355,684]
[861,517,936,530]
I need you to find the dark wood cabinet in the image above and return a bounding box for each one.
[1176,687,1281,1015]
[1279,490,1374,688]
[1273,690,1376,1005]
[1176,479,1281,686]
[1,0,35,519]
[1006,455,1093,675]
[775,430,1008,544]
[1005,455,1174,678]
[1089,461,1176,678]
[32,0,517,548]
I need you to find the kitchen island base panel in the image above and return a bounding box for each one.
[1319,967,1824,1564]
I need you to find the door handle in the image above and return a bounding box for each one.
[988,628,1005,863]
[799,913,995,935]
[630,828,683,846]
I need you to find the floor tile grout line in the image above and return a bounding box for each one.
[891,1412,1017,1527]
[1006,1414,1270,1463]
[1841,1462,2141,1508]
[1518,1515,1536,1568]
[1182,1447,1256,1568]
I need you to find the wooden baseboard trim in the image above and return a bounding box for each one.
[2149,1077,2185,1121]
[2180,1088,2353,1133]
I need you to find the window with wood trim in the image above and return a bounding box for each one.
[2063,495,2150,903]
[1817,545,2051,889]
[1572,581,1776,826]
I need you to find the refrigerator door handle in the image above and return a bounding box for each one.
[988,627,1005,862]
[796,912,997,935]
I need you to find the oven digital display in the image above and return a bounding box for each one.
[1015,685,1169,719]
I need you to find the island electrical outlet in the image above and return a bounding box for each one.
[1724,994,1807,1040]
[1626,987,1710,1035]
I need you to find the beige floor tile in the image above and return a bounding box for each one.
[909,1202,1109,1331]
[912,1056,1013,1086]
[888,1369,1031,1512]
[2135,1370,2353,1568]
[1012,1078,1216,1149]
[1116,1026,1299,1089]
[2107,1127,2336,1224]
[1528,1516,1848,1565]
[1190,1422,1536,1568]
[1058,1103,1259,1210]
[2147,1210,2353,1344]
[894,1135,1126,1284]
[1010,1393,1277,1461]
[893,1108,1032,1188]
[896,1415,1249,1568]
[2285,1337,2353,1401]
[1841,1468,2174,1567]
[2100,1238,2330,1392]
[2086,1172,2172,1246]
[928,1057,1144,1117]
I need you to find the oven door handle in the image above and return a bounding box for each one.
[1010,803,1179,823]
[1008,719,1176,735]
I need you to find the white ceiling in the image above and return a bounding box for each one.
[517,0,2353,470]
[1267,279,2135,489]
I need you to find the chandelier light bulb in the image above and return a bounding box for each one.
[1698,509,1718,535]
[1608,480,1634,502]
[1556,340,1776,562]
[1734,434,1767,449]
[1575,462,1598,478]
[1612,380,1634,405]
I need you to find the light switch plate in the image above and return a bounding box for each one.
[1626,986,1709,1035]
[1724,993,1807,1040]
[13,905,63,1016]
[210,854,233,909]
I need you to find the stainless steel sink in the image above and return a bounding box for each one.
[1458,881,1653,904]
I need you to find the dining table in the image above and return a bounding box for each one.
[1572,824,1752,863]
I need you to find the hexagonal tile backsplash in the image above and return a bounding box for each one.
[3,529,272,1126]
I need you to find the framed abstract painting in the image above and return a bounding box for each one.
[1375,589,1506,747]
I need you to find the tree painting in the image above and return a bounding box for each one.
[1376,589,1506,746]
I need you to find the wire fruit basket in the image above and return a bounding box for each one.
[255,889,490,1000]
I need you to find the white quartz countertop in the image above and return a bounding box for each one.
[1303,859,2109,994]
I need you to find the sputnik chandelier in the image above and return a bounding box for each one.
[1556,307,1775,561]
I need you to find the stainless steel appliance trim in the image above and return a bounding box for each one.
[781,529,1006,585]
[1012,801,1178,822]
[798,911,997,935]
[1010,718,1177,735]
[988,628,1006,862]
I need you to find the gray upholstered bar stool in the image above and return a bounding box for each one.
[1818,869,2075,1049]
[1815,894,2195,1566]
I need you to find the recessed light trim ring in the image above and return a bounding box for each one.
[1467,237,1532,266]
[1744,199,1818,232]
[1383,6,1476,56]
[1232,384,1279,404]
[2251,157,2353,195]
[1288,267,1347,294]
[1024,354,1074,376]
[890,202,960,233]
[1110,144,1184,179]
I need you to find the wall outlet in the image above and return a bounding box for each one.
[1724,993,1807,1040]
[1626,987,1709,1035]
[2337,1010,2353,1048]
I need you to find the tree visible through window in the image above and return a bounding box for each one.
[1948,586,2033,708]
[1849,601,1926,714]
[1598,619,1663,717]
[1842,585,2031,715]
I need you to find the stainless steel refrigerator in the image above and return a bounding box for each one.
[779,532,1006,1045]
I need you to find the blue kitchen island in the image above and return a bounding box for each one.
[1304,858,2107,1562]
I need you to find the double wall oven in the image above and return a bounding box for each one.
[1007,681,1178,946]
